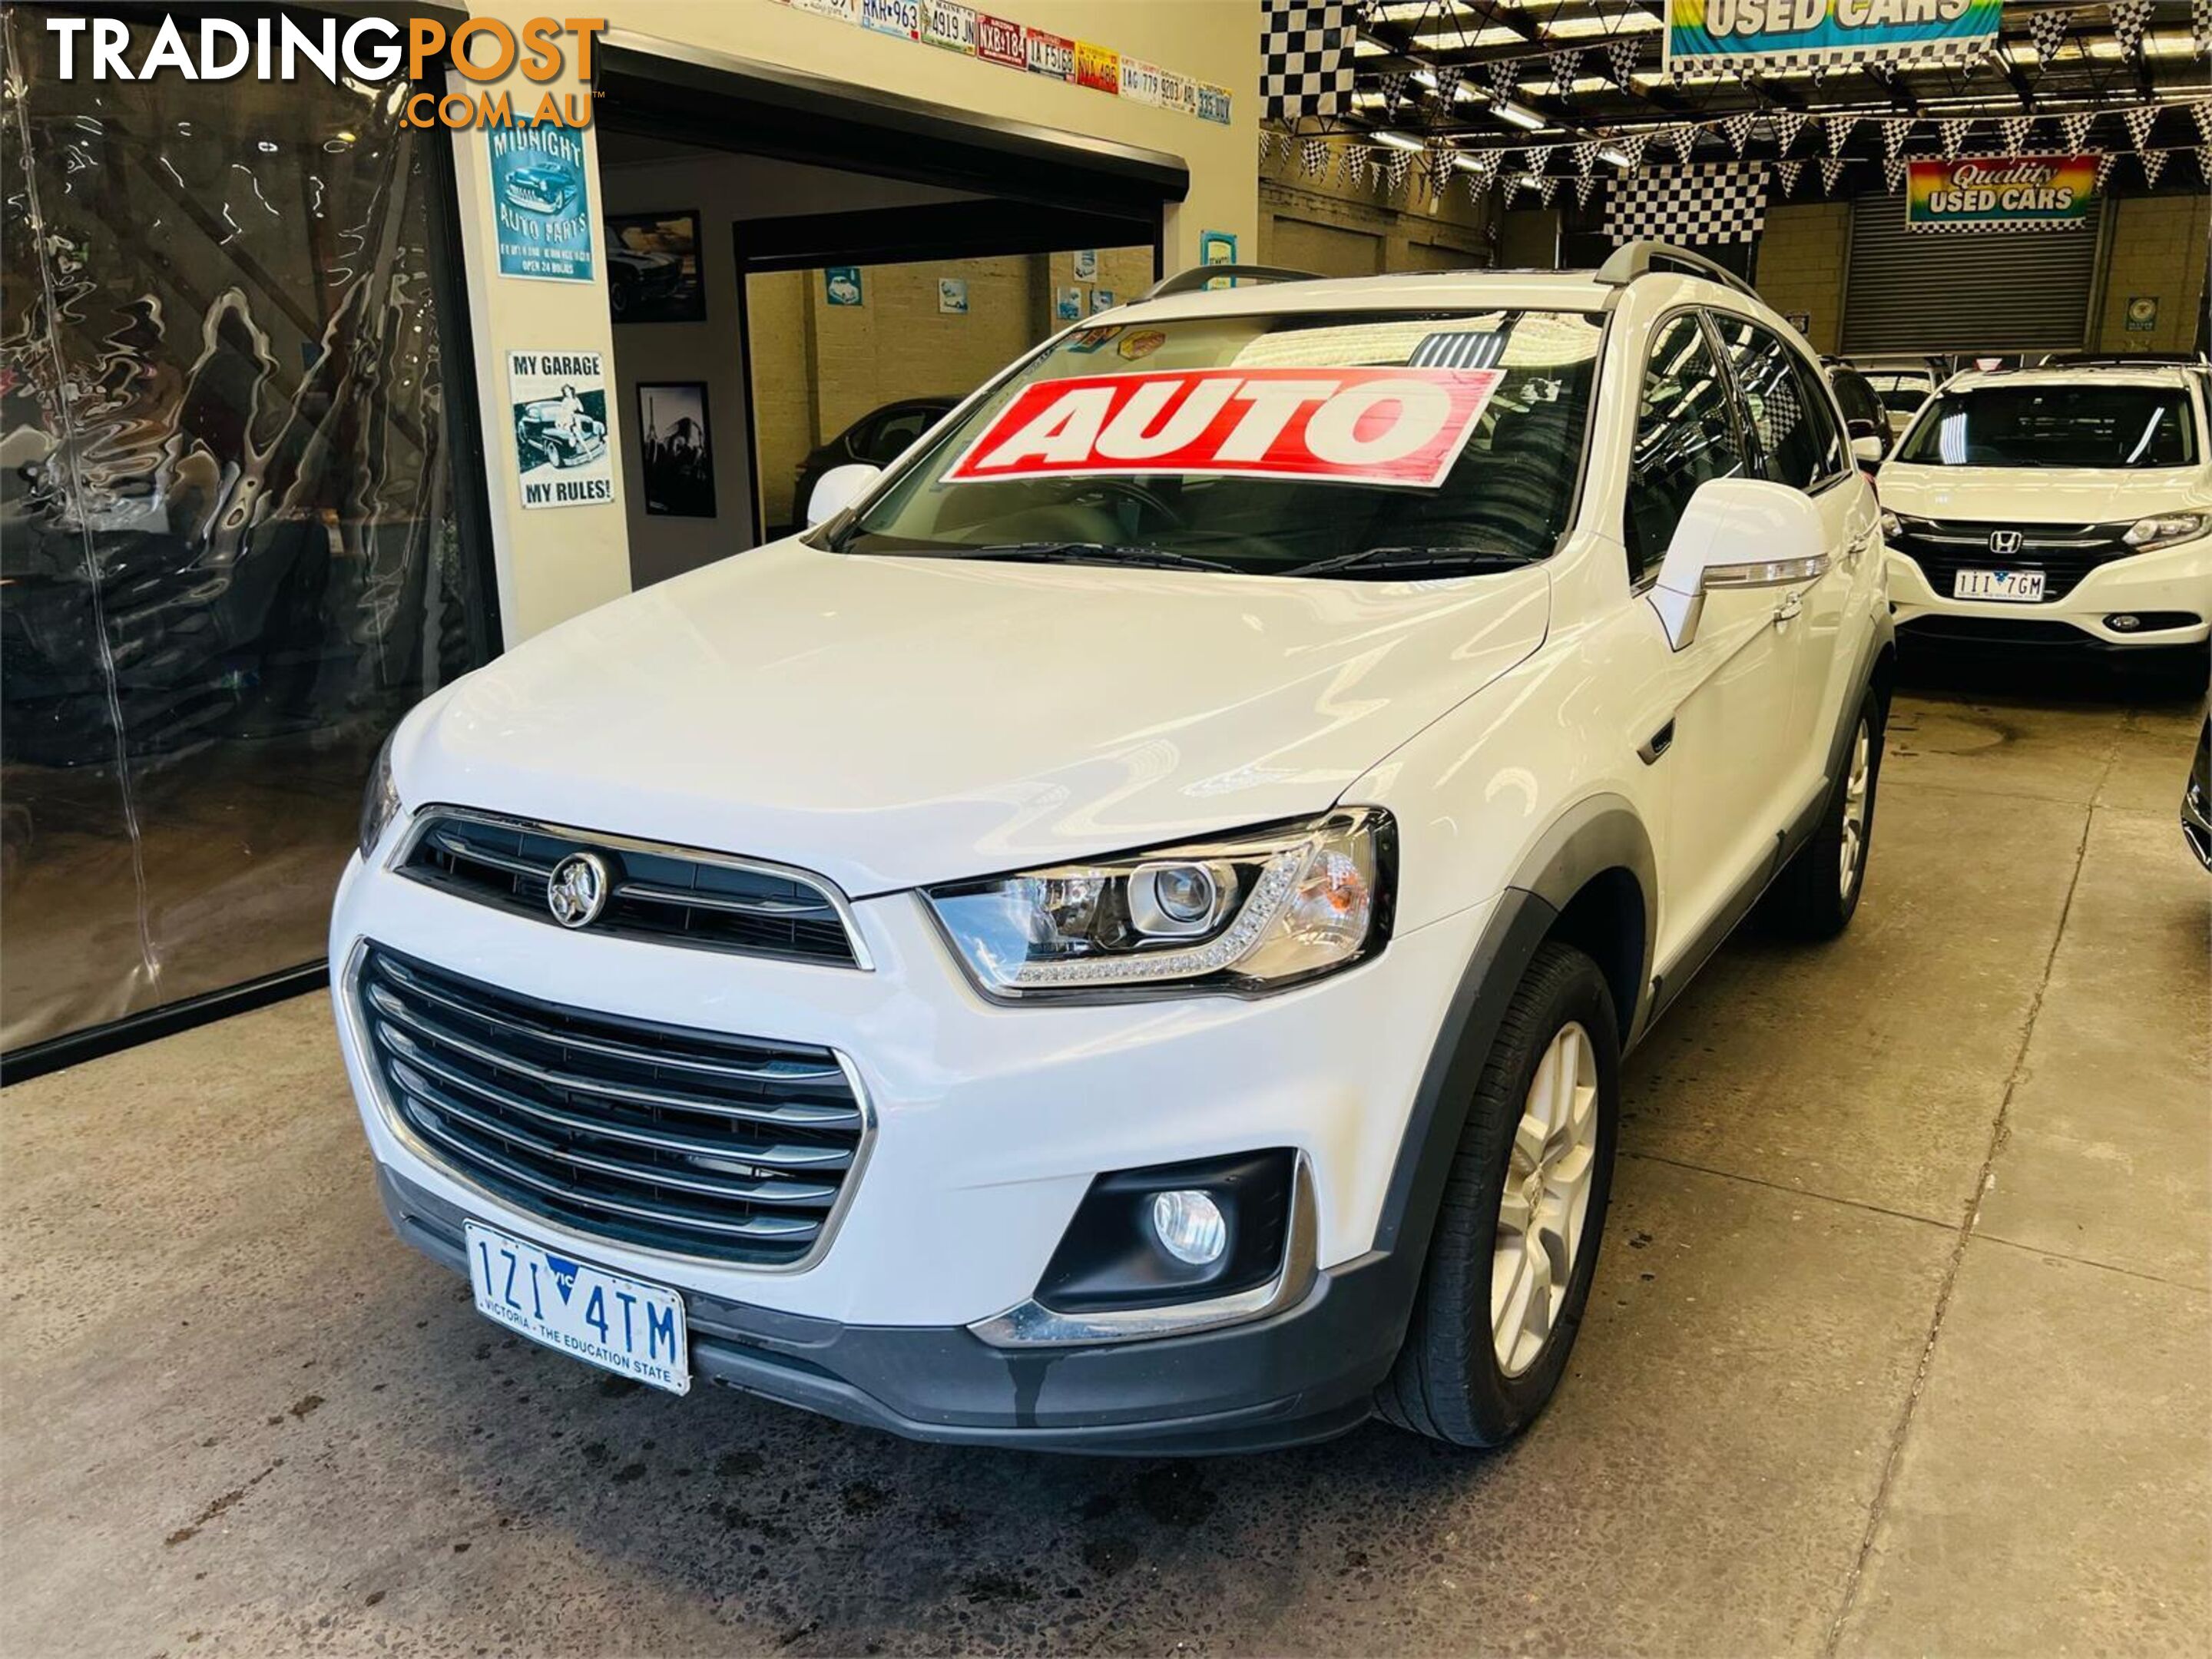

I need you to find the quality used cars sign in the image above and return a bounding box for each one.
[38,12,605,131]
[1906,154,2101,232]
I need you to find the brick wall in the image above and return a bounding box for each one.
[1753,203,1852,354]
[2094,194,2210,353]
[1258,145,1498,275]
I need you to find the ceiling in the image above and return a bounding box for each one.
[1294,0,2209,168]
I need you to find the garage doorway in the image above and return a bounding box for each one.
[591,43,1180,578]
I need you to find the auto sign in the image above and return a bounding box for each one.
[942,367,1505,490]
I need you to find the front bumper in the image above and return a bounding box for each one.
[332,843,1496,1444]
[1884,541,2212,649]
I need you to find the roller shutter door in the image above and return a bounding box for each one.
[1842,194,2101,354]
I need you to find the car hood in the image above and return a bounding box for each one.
[399,538,1551,895]
[1877,462,2210,521]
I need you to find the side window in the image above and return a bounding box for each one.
[1712,316,1844,489]
[866,408,934,464]
[1624,314,1748,584]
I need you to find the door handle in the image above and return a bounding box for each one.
[1637,720,1676,765]
[1772,590,1804,626]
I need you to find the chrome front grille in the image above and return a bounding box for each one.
[396,810,864,969]
[1889,517,2138,602]
[356,946,869,1267]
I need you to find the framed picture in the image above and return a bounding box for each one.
[1072,247,1099,280]
[637,382,716,518]
[938,277,969,314]
[604,210,704,323]
[1055,285,1084,322]
[825,266,864,306]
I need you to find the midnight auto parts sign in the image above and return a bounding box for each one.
[508,352,615,510]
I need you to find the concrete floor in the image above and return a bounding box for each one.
[6,680,2207,1657]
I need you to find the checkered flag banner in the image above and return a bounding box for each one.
[2195,0,2212,58]
[1770,109,1808,153]
[1378,68,1410,114]
[1823,114,1862,156]
[1939,118,1972,158]
[1819,155,1849,194]
[2123,105,2158,150]
[2060,109,2096,149]
[1720,112,1754,155]
[1606,35,1643,87]
[2141,147,2169,184]
[2093,151,2120,190]
[1662,121,1700,162]
[1262,0,1360,118]
[1604,162,1770,245]
[1882,116,1916,160]
[1775,158,1804,196]
[1548,48,1584,98]
[2027,7,2073,61]
[1489,58,1521,101]
[2110,0,2152,57]
[1998,115,2034,152]
[1300,137,1330,177]
[1883,156,1907,190]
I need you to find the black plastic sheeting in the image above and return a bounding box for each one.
[2,13,493,1055]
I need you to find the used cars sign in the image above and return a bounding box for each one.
[1906,154,2101,233]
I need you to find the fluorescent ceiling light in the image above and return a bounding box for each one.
[1492,98,1548,131]
[1409,23,1524,48]
[1373,130,1427,151]
[1353,36,1387,57]
[1543,12,1661,36]
[1599,146,1632,167]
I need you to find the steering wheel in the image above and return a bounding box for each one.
[1068,478,1181,528]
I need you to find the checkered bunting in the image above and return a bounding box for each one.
[1424,141,1456,196]
[1379,148,1412,193]
[1939,118,1972,158]
[1261,0,1360,118]
[2200,145,2212,181]
[1489,58,1521,101]
[2093,151,2120,190]
[2110,0,2152,57]
[1378,68,1410,114]
[2195,0,2212,58]
[2059,110,2096,150]
[1823,114,1862,157]
[2027,7,2073,61]
[2123,105,2159,150]
[1465,169,1493,208]
[1535,175,1561,207]
[1606,35,1643,88]
[1998,115,2034,152]
[1819,156,1849,194]
[1603,162,1770,246]
[1807,61,1830,84]
[1300,137,1330,177]
[1574,174,1601,208]
[1775,158,1804,197]
[1570,140,1601,176]
[1881,116,1916,160]
[1770,110,1808,154]
[1433,65,1465,107]
[1883,157,1907,190]
[1548,48,1584,98]
[2140,148,2169,185]
[1343,145,1371,187]
[2196,101,2212,143]
[1720,112,1754,156]
[1661,122,1700,162]
[1614,132,1649,168]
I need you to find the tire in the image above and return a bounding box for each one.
[1764,685,1885,940]
[1377,942,1621,1449]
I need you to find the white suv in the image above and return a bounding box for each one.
[1879,360,2212,664]
[334,245,1894,1452]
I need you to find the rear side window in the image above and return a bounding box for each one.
[1831,371,1884,436]
[1624,313,1748,583]
[1711,316,1846,489]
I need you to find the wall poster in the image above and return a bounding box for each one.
[638,382,717,518]
[508,349,615,510]
[488,124,594,282]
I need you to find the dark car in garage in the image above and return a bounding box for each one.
[790,395,956,535]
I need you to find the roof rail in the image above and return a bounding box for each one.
[1138,263,1320,301]
[2034,351,2208,368]
[1595,241,1759,302]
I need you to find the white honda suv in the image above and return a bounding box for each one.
[333,244,1894,1452]
[1879,359,2212,666]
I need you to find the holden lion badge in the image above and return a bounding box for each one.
[546,851,611,929]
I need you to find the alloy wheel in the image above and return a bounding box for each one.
[1491,1020,1599,1378]
[1839,717,1873,902]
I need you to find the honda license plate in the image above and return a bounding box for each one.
[1952,568,2046,603]
[464,1220,690,1394]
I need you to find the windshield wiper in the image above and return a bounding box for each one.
[1288,545,1538,580]
[899,541,1243,573]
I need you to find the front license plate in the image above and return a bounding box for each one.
[464,1221,690,1395]
[1952,568,2046,602]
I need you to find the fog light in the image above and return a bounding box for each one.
[1150,1190,1227,1265]
[2108,613,2142,632]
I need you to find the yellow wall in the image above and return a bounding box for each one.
[1754,202,1852,356]
[1257,144,1498,276]
[2094,194,2210,354]
[455,0,1258,639]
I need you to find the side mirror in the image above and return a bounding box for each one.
[1850,432,1886,467]
[1650,478,1830,651]
[806,462,881,528]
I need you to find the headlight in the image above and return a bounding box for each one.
[1879,508,1904,539]
[2122,513,2207,552]
[357,730,402,859]
[925,808,1395,1001]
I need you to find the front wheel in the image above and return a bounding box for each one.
[1765,686,1885,939]
[1377,942,1621,1448]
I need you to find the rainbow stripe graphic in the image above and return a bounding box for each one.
[1666,0,2001,74]
[1906,154,2100,232]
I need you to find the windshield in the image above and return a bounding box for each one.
[828,309,1604,579]
[1898,383,2200,468]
